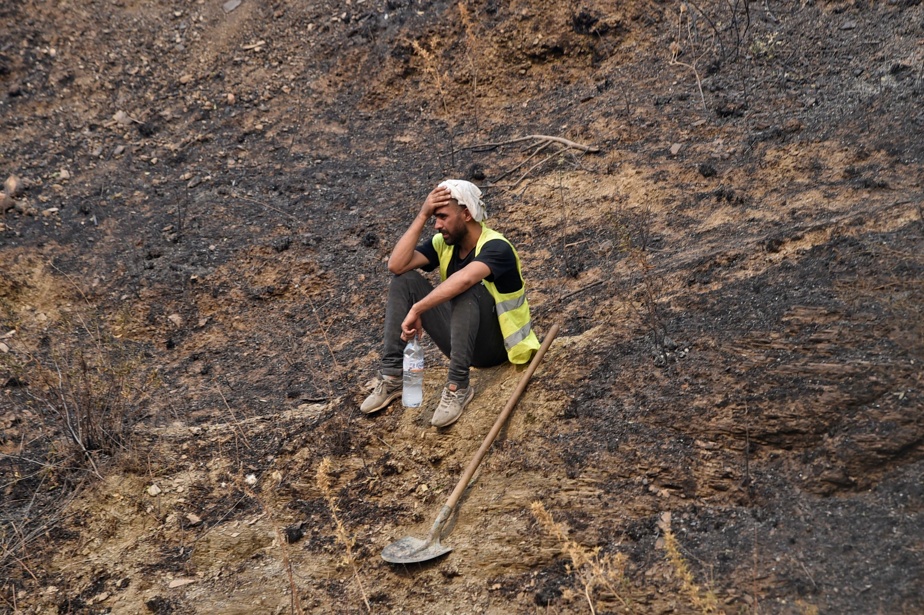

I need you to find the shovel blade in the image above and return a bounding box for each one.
[381,535,452,564]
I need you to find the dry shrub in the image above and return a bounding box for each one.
[458,1,480,102]
[531,501,631,613]
[316,457,371,613]
[408,37,449,115]
[657,512,723,614]
[0,315,159,593]
[21,327,157,478]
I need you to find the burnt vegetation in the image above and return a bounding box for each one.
[1,0,923,613]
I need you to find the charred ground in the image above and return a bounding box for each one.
[1,0,923,613]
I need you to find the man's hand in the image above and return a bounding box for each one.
[387,186,454,276]
[401,307,423,342]
[420,186,454,219]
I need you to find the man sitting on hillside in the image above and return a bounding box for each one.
[360,179,540,427]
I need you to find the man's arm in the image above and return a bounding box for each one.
[401,261,491,340]
[388,187,453,275]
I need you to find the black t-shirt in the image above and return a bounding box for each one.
[416,236,524,295]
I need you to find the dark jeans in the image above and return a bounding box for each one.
[381,271,508,387]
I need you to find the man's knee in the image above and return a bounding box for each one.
[388,270,428,295]
[451,281,489,303]
[391,270,425,285]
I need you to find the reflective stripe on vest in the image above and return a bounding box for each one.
[495,294,526,315]
[504,318,534,349]
[432,225,540,364]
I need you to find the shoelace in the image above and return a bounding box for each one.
[377,379,399,394]
[441,387,464,404]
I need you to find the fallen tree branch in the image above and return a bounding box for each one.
[463,134,600,154]
[508,150,568,188]
[490,139,553,184]
[236,194,301,222]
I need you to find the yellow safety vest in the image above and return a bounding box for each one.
[432,225,540,364]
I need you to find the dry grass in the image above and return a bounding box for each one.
[316,457,371,613]
[22,331,157,478]
[531,501,632,613]
[408,37,449,115]
[668,3,708,111]
[657,512,723,614]
[0,314,160,599]
[243,481,304,615]
[458,1,480,107]
[531,502,740,614]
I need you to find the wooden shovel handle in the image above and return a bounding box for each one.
[443,323,560,512]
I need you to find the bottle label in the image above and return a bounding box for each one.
[404,357,424,372]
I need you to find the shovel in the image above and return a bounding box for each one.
[381,323,560,564]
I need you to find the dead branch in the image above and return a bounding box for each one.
[510,149,568,187]
[216,386,253,450]
[235,194,301,222]
[464,134,600,154]
[490,139,553,184]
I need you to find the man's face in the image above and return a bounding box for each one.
[433,199,469,245]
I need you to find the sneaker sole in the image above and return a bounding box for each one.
[361,390,402,414]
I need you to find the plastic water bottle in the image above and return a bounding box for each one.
[402,335,424,408]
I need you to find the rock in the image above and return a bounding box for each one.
[167,313,184,327]
[245,473,257,486]
[223,0,242,13]
[670,143,682,156]
[784,118,803,133]
[4,175,24,197]
[0,192,13,211]
[147,484,162,496]
[113,110,133,126]
[89,591,109,605]
[698,162,717,177]
[186,513,202,526]
[284,524,305,543]
[0,342,8,353]
[15,201,39,216]
[168,578,197,588]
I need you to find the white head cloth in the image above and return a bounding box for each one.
[438,179,488,222]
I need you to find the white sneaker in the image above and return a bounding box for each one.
[360,375,401,414]
[430,383,474,427]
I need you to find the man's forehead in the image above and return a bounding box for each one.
[435,198,463,213]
